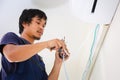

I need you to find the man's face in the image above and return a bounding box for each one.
[24,16,46,40]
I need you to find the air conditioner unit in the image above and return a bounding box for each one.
[71,0,120,24]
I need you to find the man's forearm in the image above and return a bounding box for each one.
[3,41,48,62]
[48,61,62,80]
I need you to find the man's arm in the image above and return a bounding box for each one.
[48,49,70,80]
[3,41,48,62]
[3,39,64,62]
[48,51,63,80]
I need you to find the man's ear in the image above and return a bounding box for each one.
[22,22,29,28]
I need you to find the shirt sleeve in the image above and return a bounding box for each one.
[0,32,20,54]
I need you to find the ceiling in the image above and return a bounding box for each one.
[32,0,69,8]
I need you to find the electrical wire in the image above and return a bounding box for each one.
[63,54,69,80]
[82,24,100,80]
[61,24,100,80]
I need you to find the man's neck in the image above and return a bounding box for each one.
[21,33,34,44]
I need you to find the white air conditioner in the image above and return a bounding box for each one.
[71,0,120,24]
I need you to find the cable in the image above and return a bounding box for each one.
[63,54,69,80]
[82,24,100,80]
[61,24,100,80]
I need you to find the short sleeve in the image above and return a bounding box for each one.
[0,32,20,53]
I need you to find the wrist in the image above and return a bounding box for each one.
[43,41,49,49]
[54,59,62,66]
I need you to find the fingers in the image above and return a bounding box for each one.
[59,40,70,57]
[63,48,70,56]
[58,48,70,60]
[47,39,66,51]
[47,38,70,60]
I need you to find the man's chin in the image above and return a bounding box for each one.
[36,38,40,40]
[33,36,41,40]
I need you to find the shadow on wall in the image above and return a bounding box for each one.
[31,0,69,8]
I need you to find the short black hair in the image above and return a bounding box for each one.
[19,9,47,34]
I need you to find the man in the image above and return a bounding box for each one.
[0,9,70,80]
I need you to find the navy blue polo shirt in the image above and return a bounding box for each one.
[0,32,48,80]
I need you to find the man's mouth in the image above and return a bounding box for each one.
[37,31,43,35]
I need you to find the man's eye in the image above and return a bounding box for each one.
[36,22,40,24]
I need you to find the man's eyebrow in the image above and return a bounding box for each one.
[36,18,41,21]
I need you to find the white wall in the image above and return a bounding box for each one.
[90,2,120,80]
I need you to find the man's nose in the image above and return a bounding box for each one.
[39,25,44,30]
